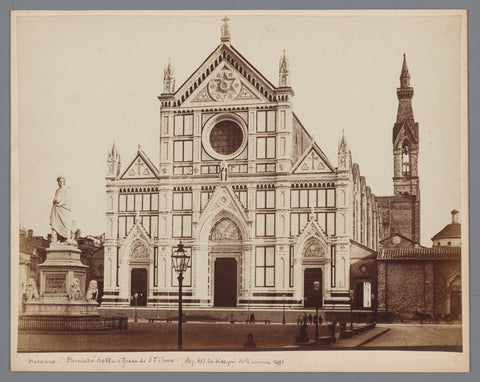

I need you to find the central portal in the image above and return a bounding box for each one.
[304,268,323,308]
[130,268,147,306]
[214,258,237,307]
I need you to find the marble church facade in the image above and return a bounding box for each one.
[101,20,382,310]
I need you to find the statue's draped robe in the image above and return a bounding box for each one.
[50,186,72,239]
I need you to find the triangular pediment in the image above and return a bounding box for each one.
[296,219,330,259]
[196,185,251,241]
[393,121,418,147]
[298,219,330,243]
[122,218,154,250]
[120,149,159,180]
[173,44,277,108]
[292,144,335,174]
[182,61,266,107]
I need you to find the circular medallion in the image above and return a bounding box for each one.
[202,113,247,160]
[207,68,241,102]
[393,236,401,244]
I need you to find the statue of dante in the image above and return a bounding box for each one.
[50,176,73,243]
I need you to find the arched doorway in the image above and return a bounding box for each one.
[129,242,150,307]
[130,268,147,306]
[304,268,322,308]
[209,217,242,307]
[214,258,237,307]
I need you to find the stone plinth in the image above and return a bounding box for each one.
[23,243,100,328]
[37,243,89,299]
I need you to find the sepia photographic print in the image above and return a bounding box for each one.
[10,10,469,372]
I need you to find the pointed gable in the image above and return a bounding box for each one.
[182,61,265,107]
[120,147,159,180]
[292,143,335,174]
[196,185,251,241]
[172,44,278,108]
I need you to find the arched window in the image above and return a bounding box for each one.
[402,145,410,176]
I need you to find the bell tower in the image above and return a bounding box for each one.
[392,54,419,198]
[388,54,420,244]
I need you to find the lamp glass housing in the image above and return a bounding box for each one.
[172,243,191,273]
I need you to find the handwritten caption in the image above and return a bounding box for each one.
[26,354,287,369]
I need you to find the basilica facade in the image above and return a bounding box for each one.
[101,20,386,311]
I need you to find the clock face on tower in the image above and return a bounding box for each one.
[202,113,247,160]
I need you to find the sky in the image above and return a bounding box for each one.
[13,11,465,246]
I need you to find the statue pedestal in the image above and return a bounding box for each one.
[22,243,101,331]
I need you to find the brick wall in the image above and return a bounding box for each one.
[378,259,461,319]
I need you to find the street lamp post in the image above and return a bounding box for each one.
[134,293,139,322]
[282,293,286,325]
[172,243,191,350]
[349,289,354,330]
[314,280,320,341]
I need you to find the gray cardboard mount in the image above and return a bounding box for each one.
[3,0,479,381]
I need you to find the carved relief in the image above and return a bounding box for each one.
[208,67,241,101]
[210,218,242,241]
[303,240,325,258]
[131,244,149,259]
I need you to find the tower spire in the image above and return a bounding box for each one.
[395,53,414,124]
[279,49,290,87]
[400,53,411,88]
[163,58,175,93]
[221,16,231,43]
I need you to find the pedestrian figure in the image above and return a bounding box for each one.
[297,314,303,325]
[244,333,257,349]
[309,313,313,324]
[250,313,255,323]
[303,313,308,325]
[295,323,309,344]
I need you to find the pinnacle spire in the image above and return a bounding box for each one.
[279,49,290,87]
[221,16,231,43]
[399,53,411,88]
[338,129,348,152]
[163,58,175,93]
[400,53,410,78]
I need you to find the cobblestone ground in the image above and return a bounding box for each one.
[360,323,463,349]
[17,322,463,352]
[18,322,329,352]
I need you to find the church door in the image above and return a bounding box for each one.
[304,268,322,308]
[450,291,461,320]
[130,268,147,306]
[214,258,237,307]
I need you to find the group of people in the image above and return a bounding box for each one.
[297,313,323,326]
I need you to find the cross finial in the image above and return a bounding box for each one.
[221,16,231,43]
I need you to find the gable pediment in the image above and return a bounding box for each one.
[173,44,277,108]
[393,121,418,147]
[122,218,154,252]
[292,145,335,174]
[182,62,266,107]
[196,185,251,241]
[120,150,159,180]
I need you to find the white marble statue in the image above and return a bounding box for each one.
[69,278,82,301]
[25,278,39,301]
[85,280,98,302]
[50,176,74,244]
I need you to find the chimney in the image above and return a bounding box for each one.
[451,209,459,224]
[27,229,33,239]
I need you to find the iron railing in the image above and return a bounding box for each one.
[18,315,128,332]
